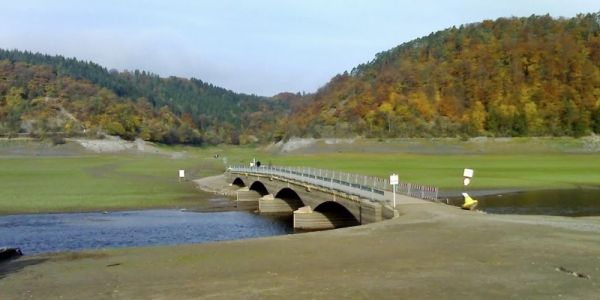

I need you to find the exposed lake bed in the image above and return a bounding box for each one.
[2,197,600,299]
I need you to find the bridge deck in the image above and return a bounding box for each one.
[229,165,438,203]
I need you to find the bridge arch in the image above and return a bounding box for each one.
[274,188,305,211]
[314,201,360,227]
[232,177,246,187]
[249,181,270,196]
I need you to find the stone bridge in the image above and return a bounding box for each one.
[226,166,438,230]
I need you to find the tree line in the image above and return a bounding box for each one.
[0,49,289,144]
[282,13,600,138]
[3,13,599,144]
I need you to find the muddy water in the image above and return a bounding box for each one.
[448,189,600,216]
[0,210,293,255]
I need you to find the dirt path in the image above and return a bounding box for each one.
[2,196,599,299]
[192,174,238,197]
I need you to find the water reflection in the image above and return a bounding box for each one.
[0,210,293,255]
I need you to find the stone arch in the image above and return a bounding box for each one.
[274,188,305,211]
[232,177,246,187]
[313,201,360,227]
[249,181,269,196]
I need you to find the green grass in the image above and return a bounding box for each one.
[2,138,600,214]
[264,153,600,191]
[0,153,224,214]
[180,139,600,191]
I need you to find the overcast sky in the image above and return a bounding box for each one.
[1,1,597,96]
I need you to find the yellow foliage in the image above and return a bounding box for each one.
[469,101,487,134]
[409,91,434,121]
[523,101,543,134]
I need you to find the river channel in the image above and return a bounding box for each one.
[0,209,292,255]
[4,189,600,255]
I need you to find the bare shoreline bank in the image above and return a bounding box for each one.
[2,184,600,299]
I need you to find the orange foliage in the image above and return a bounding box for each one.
[285,13,600,138]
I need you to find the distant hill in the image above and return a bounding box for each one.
[0,49,287,144]
[4,13,599,144]
[282,13,600,138]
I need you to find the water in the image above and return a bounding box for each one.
[6,190,598,255]
[0,210,293,255]
[449,189,600,216]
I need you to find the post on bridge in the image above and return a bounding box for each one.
[390,173,399,208]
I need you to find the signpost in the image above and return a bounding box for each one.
[461,168,478,210]
[463,168,474,186]
[179,169,185,182]
[390,174,399,208]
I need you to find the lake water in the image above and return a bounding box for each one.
[4,189,599,255]
[448,189,600,216]
[0,210,293,255]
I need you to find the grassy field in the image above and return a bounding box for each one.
[249,137,600,191]
[0,153,225,214]
[264,153,600,191]
[0,139,268,214]
[1,137,600,214]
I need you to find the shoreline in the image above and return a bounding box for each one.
[0,174,595,217]
[192,174,237,197]
[0,175,236,217]
[2,198,600,299]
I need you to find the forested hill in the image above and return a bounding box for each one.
[282,13,600,138]
[0,49,287,144]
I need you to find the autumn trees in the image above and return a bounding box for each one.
[2,13,599,144]
[0,50,288,144]
[284,13,600,139]
[0,59,205,143]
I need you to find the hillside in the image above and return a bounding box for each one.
[282,13,600,138]
[3,13,599,144]
[0,49,287,144]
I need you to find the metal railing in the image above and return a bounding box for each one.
[228,165,438,203]
[396,183,439,201]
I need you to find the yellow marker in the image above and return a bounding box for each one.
[461,192,478,210]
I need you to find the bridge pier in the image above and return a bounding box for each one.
[236,188,260,210]
[293,206,359,230]
[258,195,298,214]
[227,170,402,228]
[360,201,384,224]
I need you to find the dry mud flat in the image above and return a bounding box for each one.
[2,201,600,299]
[0,137,184,158]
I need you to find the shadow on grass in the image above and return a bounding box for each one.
[0,257,48,280]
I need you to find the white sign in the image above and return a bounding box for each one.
[390,174,399,185]
[390,174,399,208]
[463,168,474,178]
[179,169,185,178]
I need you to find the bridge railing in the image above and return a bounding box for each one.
[228,165,387,202]
[395,182,439,201]
[228,165,438,202]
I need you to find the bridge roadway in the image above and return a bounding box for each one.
[227,165,430,229]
